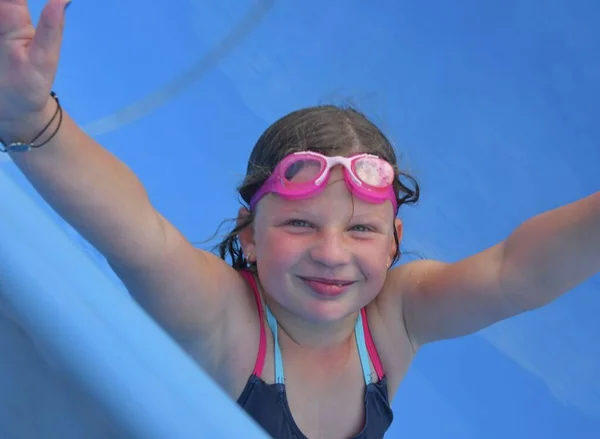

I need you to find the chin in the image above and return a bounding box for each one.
[301,290,366,322]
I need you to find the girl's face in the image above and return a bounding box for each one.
[243,167,402,323]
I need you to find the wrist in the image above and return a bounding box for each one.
[0,95,59,145]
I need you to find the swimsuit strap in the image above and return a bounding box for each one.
[360,308,385,381]
[265,305,285,384]
[239,270,267,377]
[354,310,375,385]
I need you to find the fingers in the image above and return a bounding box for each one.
[0,0,29,6]
[29,0,70,70]
[0,0,32,37]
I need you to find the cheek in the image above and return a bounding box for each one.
[258,232,302,270]
[357,240,390,280]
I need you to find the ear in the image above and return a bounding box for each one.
[388,218,403,266]
[237,207,256,261]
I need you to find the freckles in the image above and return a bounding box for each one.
[263,236,295,265]
[361,249,388,277]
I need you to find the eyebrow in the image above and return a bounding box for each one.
[348,208,389,219]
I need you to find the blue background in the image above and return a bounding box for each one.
[1,0,598,437]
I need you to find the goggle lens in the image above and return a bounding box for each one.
[353,156,395,188]
[282,158,323,184]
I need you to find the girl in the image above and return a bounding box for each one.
[1,1,598,438]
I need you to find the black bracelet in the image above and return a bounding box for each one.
[0,92,63,153]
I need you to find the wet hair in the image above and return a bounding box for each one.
[215,105,420,270]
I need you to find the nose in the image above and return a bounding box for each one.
[309,229,351,268]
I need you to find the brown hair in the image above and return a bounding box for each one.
[215,105,420,269]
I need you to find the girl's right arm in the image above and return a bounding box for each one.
[0,0,247,347]
[6,96,247,344]
[6,99,246,342]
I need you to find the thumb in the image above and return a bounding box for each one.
[29,0,71,71]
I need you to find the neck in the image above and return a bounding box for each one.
[262,293,358,351]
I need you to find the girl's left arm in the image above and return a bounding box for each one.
[392,191,600,349]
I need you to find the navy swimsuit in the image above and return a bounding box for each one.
[236,270,394,438]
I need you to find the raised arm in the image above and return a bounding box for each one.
[0,0,245,344]
[391,191,600,349]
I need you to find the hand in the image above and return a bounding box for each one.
[0,0,70,128]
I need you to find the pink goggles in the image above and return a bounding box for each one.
[249,151,398,213]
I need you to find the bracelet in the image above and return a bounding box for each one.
[0,92,63,153]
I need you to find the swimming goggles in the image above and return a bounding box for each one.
[249,151,398,213]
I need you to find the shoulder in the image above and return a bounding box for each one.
[367,261,442,395]
[376,259,446,313]
[183,262,263,397]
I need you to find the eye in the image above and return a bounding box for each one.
[349,224,374,233]
[286,219,313,228]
